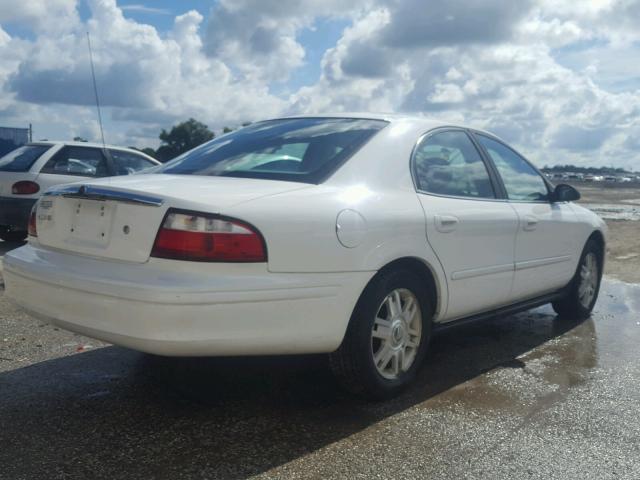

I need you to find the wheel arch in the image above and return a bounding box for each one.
[368,256,442,319]
[587,229,605,252]
[587,229,606,269]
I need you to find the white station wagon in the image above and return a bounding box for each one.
[0,141,160,242]
[4,115,606,398]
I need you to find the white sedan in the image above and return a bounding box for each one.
[3,114,606,398]
[0,141,160,242]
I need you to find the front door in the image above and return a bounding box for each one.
[413,129,519,321]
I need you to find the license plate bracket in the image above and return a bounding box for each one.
[68,199,115,247]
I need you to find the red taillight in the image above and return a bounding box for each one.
[28,205,37,237]
[151,212,266,262]
[12,181,40,195]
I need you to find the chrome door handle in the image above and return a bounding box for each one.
[523,215,538,231]
[435,215,459,233]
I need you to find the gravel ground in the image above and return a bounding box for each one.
[0,186,639,479]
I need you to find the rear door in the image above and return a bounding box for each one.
[473,133,578,301]
[413,129,519,321]
[35,146,112,192]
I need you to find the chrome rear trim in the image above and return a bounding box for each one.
[44,185,164,207]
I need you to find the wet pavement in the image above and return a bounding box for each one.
[582,203,640,221]
[0,247,639,478]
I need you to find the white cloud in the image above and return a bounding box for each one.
[0,0,638,169]
[289,0,640,169]
[1,0,287,145]
[289,9,415,113]
[429,84,465,104]
[203,0,371,82]
[120,4,172,15]
[378,0,535,48]
[0,0,79,33]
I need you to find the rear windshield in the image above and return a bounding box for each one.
[157,118,388,183]
[0,145,50,172]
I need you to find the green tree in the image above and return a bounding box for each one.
[73,136,88,142]
[140,147,157,159]
[130,147,158,159]
[222,126,233,134]
[156,118,214,162]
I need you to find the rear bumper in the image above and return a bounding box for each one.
[0,196,36,231]
[3,244,373,356]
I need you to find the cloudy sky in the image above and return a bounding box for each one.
[0,0,639,169]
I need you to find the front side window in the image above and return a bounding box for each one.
[476,135,549,202]
[109,149,156,175]
[158,118,388,184]
[413,130,495,199]
[41,146,109,177]
[0,145,50,172]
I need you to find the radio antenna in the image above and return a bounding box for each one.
[86,31,106,147]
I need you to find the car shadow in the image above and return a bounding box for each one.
[0,306,595,479]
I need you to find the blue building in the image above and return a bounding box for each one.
[0,125,32,157]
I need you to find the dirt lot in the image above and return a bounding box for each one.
[574,184,640,283]
[0,186,638,480]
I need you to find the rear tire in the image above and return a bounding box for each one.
[329,268,433,400]
[0,231,27,242]
[552,239,602,320]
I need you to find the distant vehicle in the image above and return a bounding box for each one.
[4,114,607,398]
[592,175,604,182]
[0,141,160,242]
[619,177,632,183]
[604,176,618,182]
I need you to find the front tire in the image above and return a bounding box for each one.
[552,239,602,320]
[329,268,432,400]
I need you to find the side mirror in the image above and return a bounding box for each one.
[553,183,580,202]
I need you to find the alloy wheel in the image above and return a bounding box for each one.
[371,288,422,380]
[578,252,598,309]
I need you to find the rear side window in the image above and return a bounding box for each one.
[109,150,156,175]
[158,118,388,184]
[0,145,50,172]
[476,135,549,202]
[41,147,110,177]
[413,130,495,199]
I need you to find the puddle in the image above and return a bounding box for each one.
[615,253,639,260]
[425,278,640,414]
[581,203,640,221]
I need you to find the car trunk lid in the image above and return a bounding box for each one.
[35,174,308,263]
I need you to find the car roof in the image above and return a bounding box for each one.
[29,141,143,151]
[27,141,160,163]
